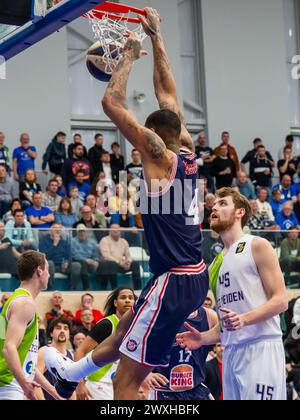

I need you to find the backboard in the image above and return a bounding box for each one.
[0,0,105,61]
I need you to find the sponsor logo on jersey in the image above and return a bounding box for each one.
[236,242,246,254]
[169,364,194,392]
[25,361,35,375]
[126,339,139,352]
[183,160,198,176]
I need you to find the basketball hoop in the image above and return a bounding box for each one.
[84,1,147,76]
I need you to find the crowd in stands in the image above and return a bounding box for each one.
[1,129,300,289]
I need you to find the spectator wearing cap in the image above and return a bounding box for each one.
[272,175,298,202]
[276,201,300,231]
[234,172,256,200]
[212,131,240,173]
[71,224,100,290]
[73,205,102,241]
[45,291,75,328]
[5,209,35,252]
[75,293,104,326]
[270,189,286,219]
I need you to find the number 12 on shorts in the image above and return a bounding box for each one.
[256,384,274,400]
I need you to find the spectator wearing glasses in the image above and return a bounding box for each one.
[276,201,300,231]
[75,293,104,327]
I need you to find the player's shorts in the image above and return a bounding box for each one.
[119,261,209,368]
[151,383,213,401]
[85,380,114,400]
[223,338,286,401]
[0,386,24,400]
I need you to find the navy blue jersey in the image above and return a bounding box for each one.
[140,151,203,276]
[44,348,73,400]
[153,307,210,393]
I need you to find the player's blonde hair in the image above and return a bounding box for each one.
[216,187,252,228]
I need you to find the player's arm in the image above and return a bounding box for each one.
[221,238,288,331]
[176,320,221,351]
[140,8,194,152]
[34,368,63,400]
[102,33,170,166]
[2,299,41,400]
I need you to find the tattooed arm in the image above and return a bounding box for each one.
[102,33,169,165]
[139,8,194,152]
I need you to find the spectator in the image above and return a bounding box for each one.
[99,224,141,290]
[280,227,300,278]
[5,209,35,252]
[79,309,94,334]
[211,144,236,189]
[212,131,240,172]
[75,293,104,326]
[108,183,135,215]
[249,145,273,190]
[55,197,78,229]
[37,317,73,400]
[247,200,279,232]
[126,149,143,180]
[202,193,215,229]
[85,194,107,228]
[71,330,87,352]
[202,230,224,265]
[73,206,102,241]
[88,133,104,175]
[68,170,91,202]
[2,198,23,224]
[12,133,37,182]
[42,131,67,175]
[278,134,294,160]
[234,171,256,200]
[19,169,42,207]
[99,151,114,184]
[241,138,274,172]
[0,165,14,218]
[71,224,100,290]
[276,201,300,231]
[110,142,125,182]
[284,296,300,364]
[110,200,135,228]
[25,192,55,229]
[0,222,20,276]
[204,343,224,401]
[0,292,11,313]
[42,178,62,212]
[39,224,81,291]
[294,192,300,222]
[91,172,112,216]
[69,186,83,217]
[61,143,93,186]
[277,146,298,182]
[256,188,275,222]
[195,131,214,191]
[68,133,88,160]
[203,296,213,310]
[45,291,75,328]
[0,132,11,173]
[53,175,67,198]
[273,175,298,202]
[270,189,286,219]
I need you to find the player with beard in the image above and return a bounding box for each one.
[37,318,74,400]
[177,188,288,400]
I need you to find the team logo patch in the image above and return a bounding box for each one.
[236,242,246,254]
[169,364,194,392]
[126,339,139,352]
[25,361,35,375]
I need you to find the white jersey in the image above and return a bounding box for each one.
[211,234,282,347]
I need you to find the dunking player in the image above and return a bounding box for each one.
[44,8,208,400]
[0,251,60,400]
[146,306,218,401]
[177,188,288,400]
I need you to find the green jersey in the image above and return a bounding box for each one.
[87,314,119,383]
[0,289,39,394]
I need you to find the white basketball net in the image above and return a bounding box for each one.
[86,11,147,75]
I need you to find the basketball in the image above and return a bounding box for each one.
[86,41,119,82]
